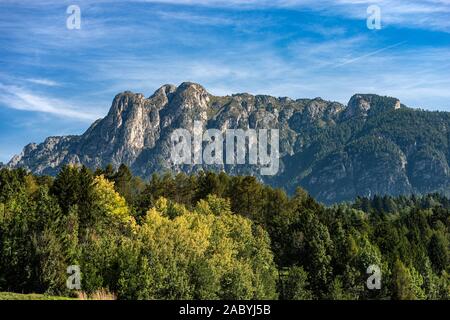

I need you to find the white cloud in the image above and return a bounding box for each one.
[0,83,101,121]
[69,29,450,111]
[136,0,450,32]
[25,78,61,86]
[155,10,234,25]
[5,0,450,32]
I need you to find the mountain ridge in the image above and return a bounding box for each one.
[8,82,450,204]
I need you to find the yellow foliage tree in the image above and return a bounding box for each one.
[135,196,278,299]
[92,175,136,232]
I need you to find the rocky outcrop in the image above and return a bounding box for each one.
[8,82,450,204]
[344,94,401,118]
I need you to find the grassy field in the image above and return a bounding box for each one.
[0,292,75,300]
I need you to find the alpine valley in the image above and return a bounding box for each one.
[6,82,450,204]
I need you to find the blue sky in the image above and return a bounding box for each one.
[1,0,450,163]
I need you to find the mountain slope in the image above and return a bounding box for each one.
[8,82,450,204]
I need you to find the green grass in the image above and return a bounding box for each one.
[0,292,75,300]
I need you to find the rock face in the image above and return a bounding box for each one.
[8,82,450,204]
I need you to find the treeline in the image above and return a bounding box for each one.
[0,165,448,299]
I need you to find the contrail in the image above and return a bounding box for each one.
[332,41,407,68]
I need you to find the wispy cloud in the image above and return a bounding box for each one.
[5,0,450,32]
[136,0,450,32]
[155,10,234,25]
[25,78,61,86]
[0,84,101,121]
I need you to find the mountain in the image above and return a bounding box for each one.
[7,82,450,204]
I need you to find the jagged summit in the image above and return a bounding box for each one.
[103,83,401,123]
[8,82,449,204]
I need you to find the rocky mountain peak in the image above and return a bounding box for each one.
[149,84,177,105]
[152,84,177,96]
[177,81,206,91]
[108,91,147,116]
[159,82,211,128]
[345,94,401,118]
[172,82,210,106]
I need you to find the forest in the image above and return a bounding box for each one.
[0,165,448,300]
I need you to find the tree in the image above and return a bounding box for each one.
[194,171,223,204]
[327,277,354,300]
[112,164,144,207]
[291,203,333,297]
[136,196,278,299]
[228,176,262,221]
[428,233,448,273]
[92,175,135,232]
[51,165,96,233]
[391,259,426,300]
[282,266,313,300]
